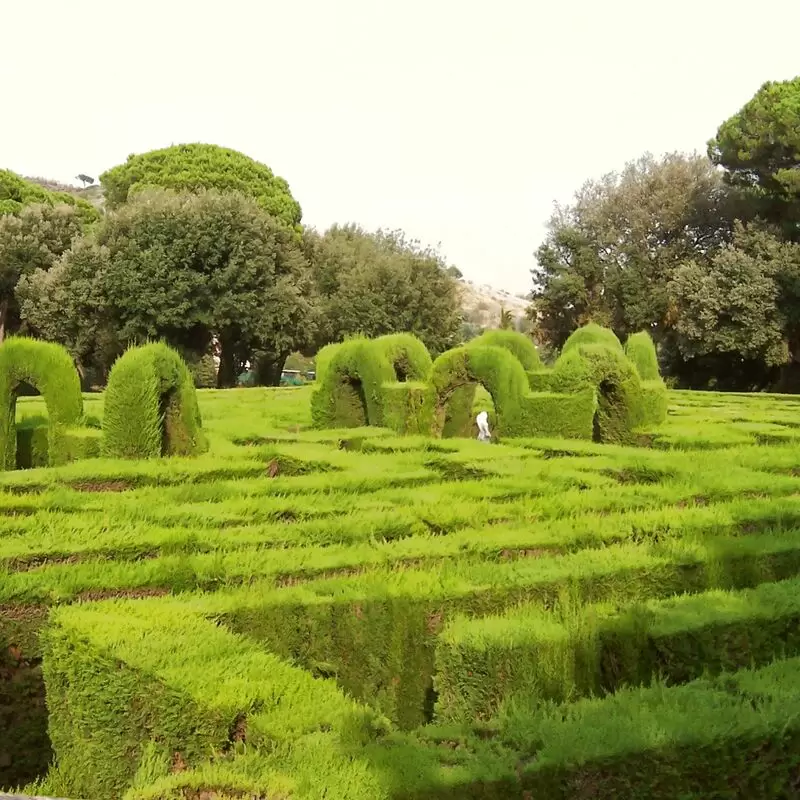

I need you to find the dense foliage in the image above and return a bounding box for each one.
[304,224,462,357]
[532,76,800,390]
[100,143,302,228]
[20,189,314,386]
[0,204,85,342]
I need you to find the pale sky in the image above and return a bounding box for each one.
[4,1,800,293]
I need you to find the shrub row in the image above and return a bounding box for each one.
[434,574,800,721]
[189,526,800,729]
[39,598,800,799]
[43,599,380,800]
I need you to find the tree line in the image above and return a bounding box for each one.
[530,76,800,391]
[0,144,462,388]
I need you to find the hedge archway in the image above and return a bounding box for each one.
[102,343,206,459]
[373,333,432,382]
[551,343,642,444]
[0,338,83,469]
[430,345,528,438]
[310,339,395,429]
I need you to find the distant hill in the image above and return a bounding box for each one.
[459,279,529,331]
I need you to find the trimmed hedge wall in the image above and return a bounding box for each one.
[0,338,83,469]
[42,600,381,800]
[434,574,800,722]
[102,343,206,459]
[468,330,542,371]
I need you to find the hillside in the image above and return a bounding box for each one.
[459,279,529,330]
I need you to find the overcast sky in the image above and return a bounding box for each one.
[4,1,800,293]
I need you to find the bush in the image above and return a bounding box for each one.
[434,574,800,722]
[187,353,218,389]
[527,369,554,392]
[562,322,624,355]
[0,338,83,469]
[625,331,662,380]
[517,390,595,439]
[430,345,529,438]
[381,382,435,434]
[102,343,206,459]
[468,330,542,371]
[551,344,642,443]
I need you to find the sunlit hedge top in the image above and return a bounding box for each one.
[469,329,542,371]
[0,170,99,225]
[100,144,302,227]
[561,323,623,356]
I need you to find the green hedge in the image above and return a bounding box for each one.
[381,382,435,434]
[314,342,343,385]
[16,421,101,469]
[102,343,206,459]
[42,600,381,800]
[311,339,395,428]
[638,379,669,427]
[551,343,642,443]
[0,607,49,789]
[625,331,661,380]
[392,656,800,798]
[208,526,800,732]
[516,390,595,439]
[0,338,83,470]
[373,333,432,382]
[468,330,541,371]
[430,345,528,438]
[434,574,800,722]
[526,369,553,392]
[561,322,624,355]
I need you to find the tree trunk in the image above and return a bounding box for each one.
[216,336,238,388]
[254,351,289,386]
[0,297,9,344]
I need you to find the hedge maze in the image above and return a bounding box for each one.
[3,376,800,798]
[311,325,668,443]
[4,332,800,798]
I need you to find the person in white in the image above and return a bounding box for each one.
[476,410,491,442]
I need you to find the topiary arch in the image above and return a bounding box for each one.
[0,338,83,469]
[102,343,206,459]
[430,345,529,438]
[310,339,395,429]
[373,333,433,382]
[550,343,642,444]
